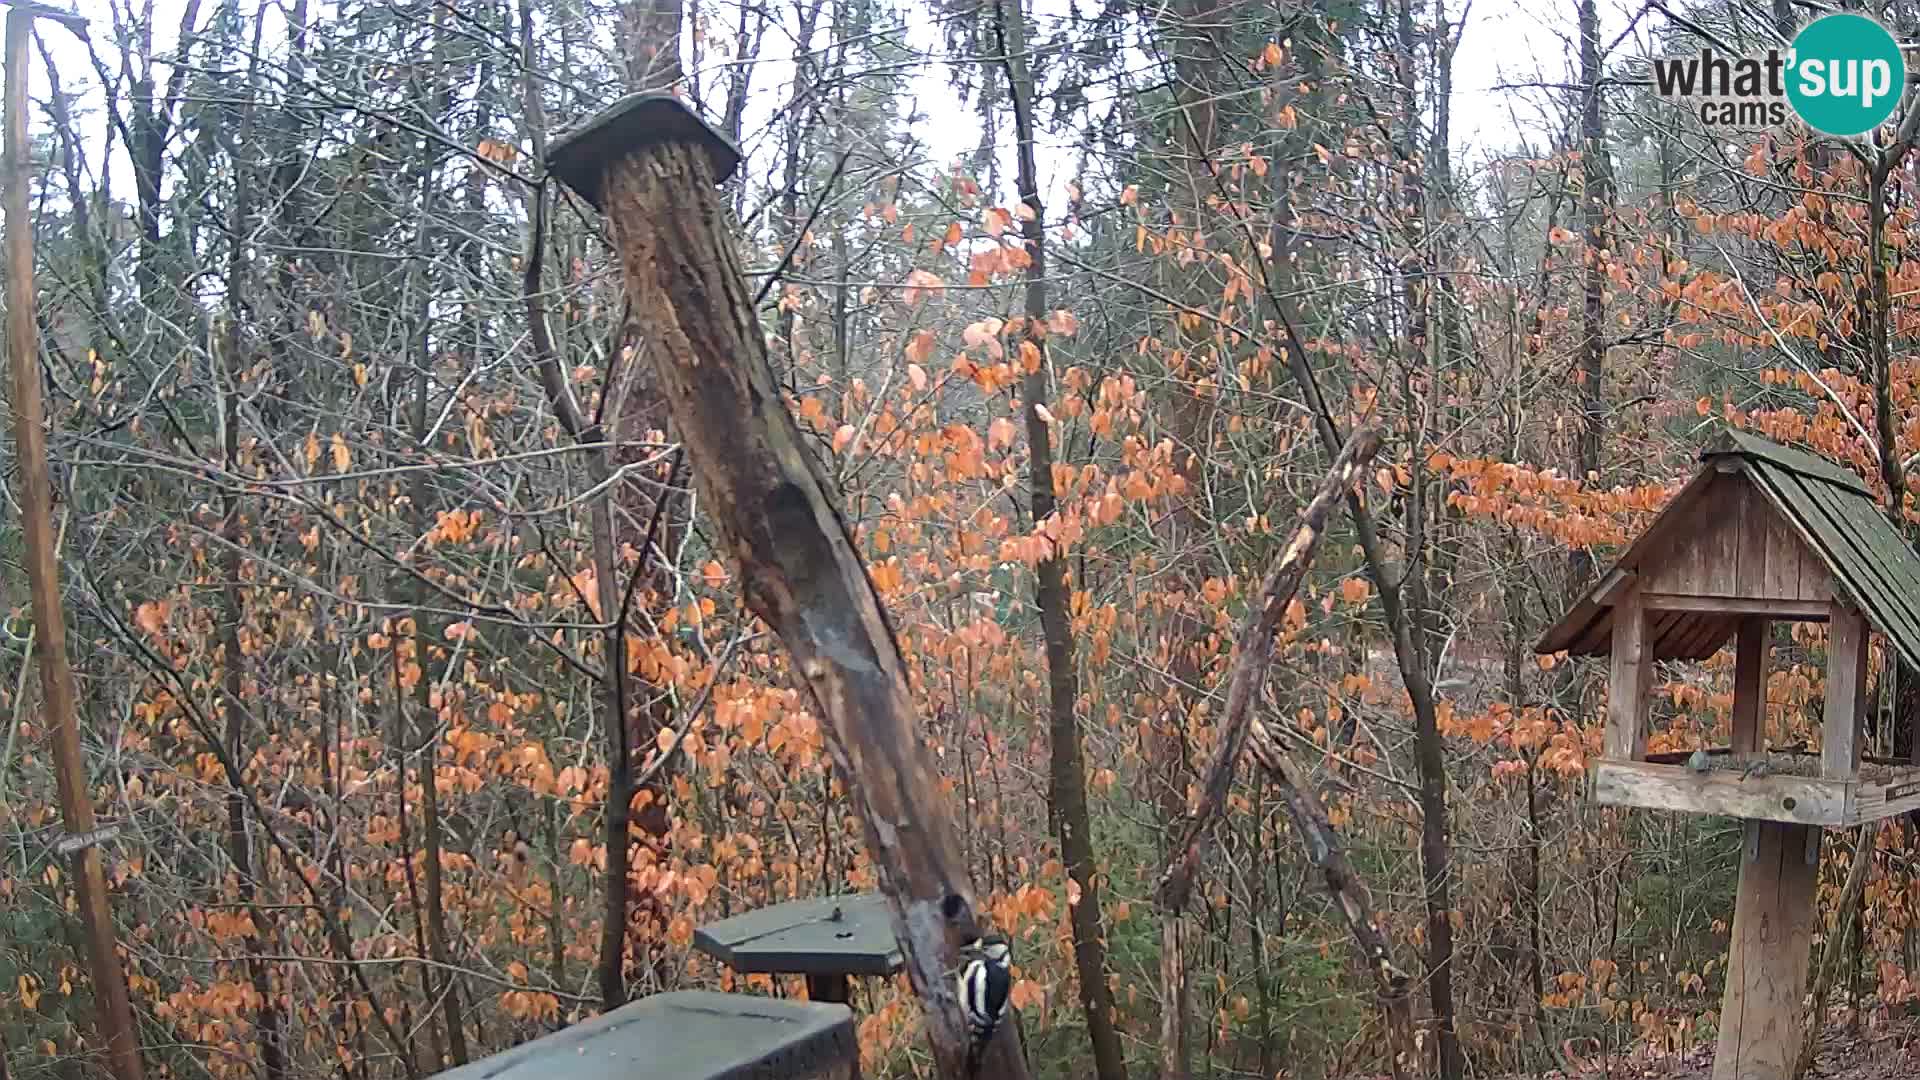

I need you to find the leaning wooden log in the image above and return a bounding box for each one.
[545,94,1028,1079]
[1153,426,1382,912]
[1149,426,1413,1073]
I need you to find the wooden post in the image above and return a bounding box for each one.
[806,974,852,1005]
[1823,604,1868,780]
[3,8,144,1080]
[543,95,1027,1079]
[1606,591,1651,760]
[1731,618,1766,754]
[1713,820,1819,1080]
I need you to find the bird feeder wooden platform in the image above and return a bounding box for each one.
[431,990,857,1080]
[1537,430,1920,1080]
[694,892,904,1005]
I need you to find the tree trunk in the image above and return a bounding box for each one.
[214,19,286,1074]
[992,1,1127,1077]
[1568,0,1613,597]
[550,102,1031,1078]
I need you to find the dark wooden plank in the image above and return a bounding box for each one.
[1735,478,1772,598]
[1822,606,1869,780]
[1640,594,1829,619]
[1799,532,1833,602]
[1648,607,1687,654]
[1570,611,1613,656]
[1760,497,1806,600]
[431,990,857,1080]
[1732,618,1767,754]
[1749,469,1887,623]
[1704,476,1743,595]
[1674,612,1734,661]
[1655,475,1720,594]
[1537,470,1720,655]
[1816,482,1920,665]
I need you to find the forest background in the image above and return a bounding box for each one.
[4,0,1920,1077]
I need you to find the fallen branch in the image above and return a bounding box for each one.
[1154,425,1382,912]
[1149,425,1412,1073]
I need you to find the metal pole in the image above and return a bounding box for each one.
[3,8,145,1080]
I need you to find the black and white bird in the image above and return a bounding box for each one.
[957,934,1013,1075]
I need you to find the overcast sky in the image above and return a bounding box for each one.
[29,0,1637,220]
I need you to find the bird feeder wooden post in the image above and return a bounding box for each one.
[1539,431,1920,1080]
[542,95,1027,1079]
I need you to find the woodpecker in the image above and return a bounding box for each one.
[957,934,1012,1075]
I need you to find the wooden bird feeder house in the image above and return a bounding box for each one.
[1537,430,1920,1080]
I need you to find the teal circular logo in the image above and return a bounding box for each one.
[1787,14,1906,137]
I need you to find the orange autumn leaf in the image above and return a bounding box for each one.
[902,269,944,305]
[987,416,1018,451]
[134,600,169,637]
[476,138,519,164]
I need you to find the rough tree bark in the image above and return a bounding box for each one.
[992,1,1127,1076]
[547,103,1031,1079]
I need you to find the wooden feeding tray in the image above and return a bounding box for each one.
[694,892,904,1004]
[430,990,856,1080]
[1595,749,1920,826]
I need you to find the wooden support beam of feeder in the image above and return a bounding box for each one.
[543,94,1027,1080]
[1714,821,1819,1080]
[1823,603,1868,781]
[1605,590,1651,760]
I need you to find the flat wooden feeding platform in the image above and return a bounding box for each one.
[1596,749,1920,826]
[430,990,856,1080]
[694,892,903,1004]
